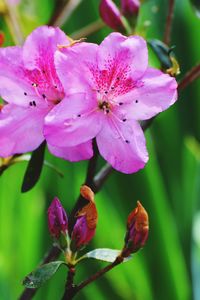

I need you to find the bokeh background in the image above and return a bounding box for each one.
[0,0,200,299]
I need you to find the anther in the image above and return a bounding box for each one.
[29,102,33,106]
[32,83,38,87]
[32,101,36,107]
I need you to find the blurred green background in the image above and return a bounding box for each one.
[0,0,200,299]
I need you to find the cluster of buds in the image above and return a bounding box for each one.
[122,201,149,257]
[48,185,98,261]
[99,0,140,32]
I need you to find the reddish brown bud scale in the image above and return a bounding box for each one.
[71,185,97,250]
[122,201,149,257]
[0,32,4,47]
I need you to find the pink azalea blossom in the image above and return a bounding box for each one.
[45,33,178,174]
[0,26,93,161]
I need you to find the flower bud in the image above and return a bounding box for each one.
[48,197,68,239]
[121,0,140,17]
[71,185,97,251]
[122,201,149,257]
[99,0,125,32]
[0,32,4,47]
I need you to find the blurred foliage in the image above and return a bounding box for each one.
[0,0,200,299]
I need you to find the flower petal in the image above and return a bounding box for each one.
[23,26,69,70]
[0,46,33,106]
[98,33,148,80]
[0,104,48,157]
[44,93,102,147]
[118,67,178,120]
[96,117,148,173]
[55,42,98,95]
[48,141,93,162]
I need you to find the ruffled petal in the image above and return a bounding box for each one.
[44,93,102,147]
[117,67,178,121]
[55,42,98,95]
[0,46,34,106]
[98,33,148,80]
[0,104,48,157]
[96,117,148,174]
[48,140,93,162]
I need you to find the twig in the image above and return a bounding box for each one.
[163,0,175,46]
[61,267,76,300]
[73,256,124,297]
[71,19,105,40]
[51,0,83,27]
[178,63,200,91]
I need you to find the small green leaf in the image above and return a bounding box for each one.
[84,248,131,263]
[22,261,66,288]
[148,39,172,69]
[190,0,200,18]
[21,141,46,193]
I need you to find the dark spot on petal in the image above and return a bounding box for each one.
[54,85,57,89]
[77,114,81,117]
[119,102,123,106]
[106,109,109,114]
[29,102,33,106]
[42,70,46,74]
[24,92,27,96]
[125,140,130,144]
[111,86,114,90]
[42,94,46,99]
[123,119,127,122]
[33,101,36,107]
[135,100,138,103]
[105,91,108,94]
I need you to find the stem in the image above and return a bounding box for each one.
[163,0,175,46]
[61,267,76,300]
[73,256,124,296]
[178,63,200,91]
[71,19,105,40]
[51,0,83,27]
[3,0,24,44]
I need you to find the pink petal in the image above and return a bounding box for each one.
[118,67,178,120]
[0,46,33,106]
[96,117,148,174]
[48,141,93,162]
[98,33,148,80]
[55,42,98,95]
[23,26,69,70]
[44,93,102,148]
[0,104,48,157]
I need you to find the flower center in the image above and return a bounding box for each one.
[98,100,110,114]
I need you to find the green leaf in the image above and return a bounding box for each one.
[21,141,46,193]
[22,261,66,288]
[84,248,131,263]
[148,39,172,69]
[190,0,200,18]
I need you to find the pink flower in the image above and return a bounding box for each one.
[0,26,93,161]
[48,197,68,239]
[45,33,177,174]
[99,0,125,32]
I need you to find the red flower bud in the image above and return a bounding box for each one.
[122,201,149,257]
[99,0,125,31]
[121,0,140,17]
[71,185,97,250]
[0,32,4,47]
[48,197,68,239]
